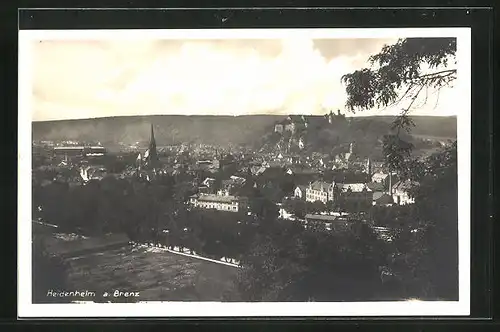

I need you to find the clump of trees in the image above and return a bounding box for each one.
[341,37,459,300]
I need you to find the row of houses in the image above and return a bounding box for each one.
[294,177,415,207]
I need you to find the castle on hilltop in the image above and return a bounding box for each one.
[325,109,346,124]
[274,110,346,134]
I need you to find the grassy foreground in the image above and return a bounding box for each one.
[33,230,239,303]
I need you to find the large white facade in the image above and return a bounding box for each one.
[189,193,248,213]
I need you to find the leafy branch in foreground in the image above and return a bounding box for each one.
[342,37,457,180]
[341,37,456,116]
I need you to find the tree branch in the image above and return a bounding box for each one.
[413,69,457,80]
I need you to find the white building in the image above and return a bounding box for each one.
[371,172,389,184]
[202,177,216,187]
[305,181,336,203]
[274,123,284,133]
[189,193,249,213]
[337,183,374,207]
[294,185,307,200]
[392,181,416,205]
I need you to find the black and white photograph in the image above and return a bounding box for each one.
[18,27,471,317]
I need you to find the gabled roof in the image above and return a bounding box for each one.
[308,180,334,191]
[372,172,389,181]
[261,166,285,177]
[229,175,246,185]
[251,166,266,175]
[393,180,418,192]
[366,182,385,191]
[374,193,394,204]
[288,166,318,174]
[295,185,307,192]
[194,193,247,203]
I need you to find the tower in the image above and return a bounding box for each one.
[328,110,334,124]
[145,124,159,169]
[366,158,372,177]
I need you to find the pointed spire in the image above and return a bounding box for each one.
[146,123,159,169]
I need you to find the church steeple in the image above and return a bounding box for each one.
[146,123,159,169]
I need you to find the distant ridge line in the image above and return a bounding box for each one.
[32,114,457,123]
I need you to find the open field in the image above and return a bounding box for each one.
[33,227,240,302]
[64,245,239,302]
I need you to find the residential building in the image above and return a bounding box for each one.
[305,180,336,203]
[189,193,249,213]
[366,182,385,192]
[372,192,394,206]
[392,180,416,205]
[219,176,246,196]
[337,183,374,208]
[286,166,319,183]
[250,166,266,176]
[371,161,385,173]
[294,185,307,200]
[371,171,389,184]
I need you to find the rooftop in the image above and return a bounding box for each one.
[372,172,389,180]
[338,183,372,192]
[192,194,247,203]
[309,180,334,191]
[373,193,394,204]
[393,180,418,192]
[367,182,385,192]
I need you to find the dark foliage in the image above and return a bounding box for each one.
[342,38,456,113]
[32,236,71,303]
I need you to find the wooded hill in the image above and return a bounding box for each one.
[32,114,456,151]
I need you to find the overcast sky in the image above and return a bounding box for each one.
[31,37,460,121]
